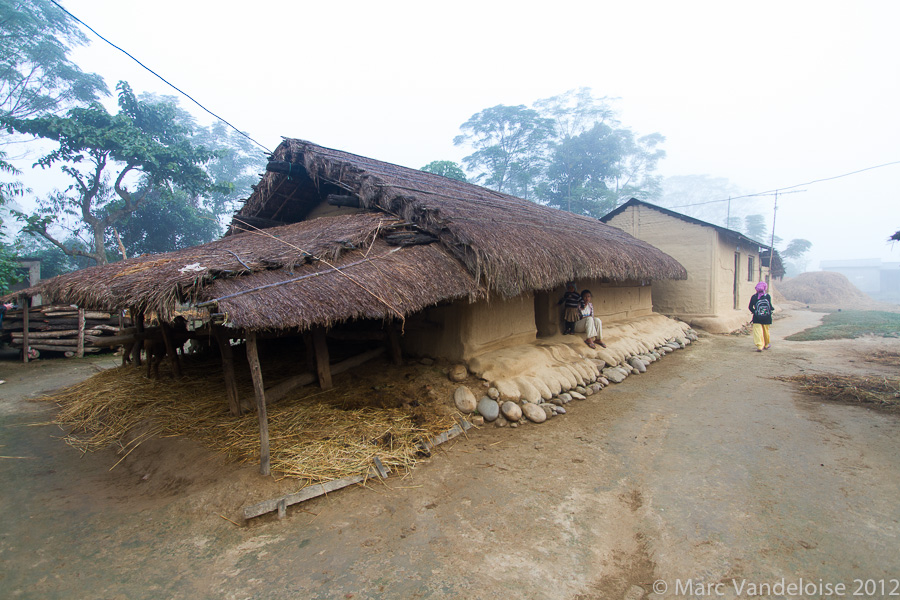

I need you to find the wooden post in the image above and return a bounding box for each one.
[386,320,403,366]
[20,295,29,363]
[160,321,182,378]
[76,308,85,358]
[311,326,332,390]
[131,309,144,366]
[214,326,242,416]
[246,331,270,476]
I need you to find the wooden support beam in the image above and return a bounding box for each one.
[214,326,242,417]
[21,295,29,363]
[265,160,307,178]
[245,332,270,476]
[326,194,360,208]
[76,308,85,359]
[311,326,332,390]
[160,322,182,378]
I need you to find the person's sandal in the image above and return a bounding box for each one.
[598,340,607,348]
[585,339,596,349]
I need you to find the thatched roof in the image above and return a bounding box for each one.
[9,213,480,327]
[235,139,686,297]
[7,139,686,330]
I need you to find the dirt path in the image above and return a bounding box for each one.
[1,311,899,599]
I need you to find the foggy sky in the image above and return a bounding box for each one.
[16,0,900,268]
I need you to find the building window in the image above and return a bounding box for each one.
[748,256,755,281]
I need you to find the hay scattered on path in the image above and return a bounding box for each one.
[862,350,900,367]
[44,359,459,483]
[776,374,900,410]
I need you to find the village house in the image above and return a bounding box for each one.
[5,140,693,478]
[602,198,783,333]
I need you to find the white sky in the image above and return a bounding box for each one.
[15,0,900,267]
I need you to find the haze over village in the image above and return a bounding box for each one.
[3,0,899,278]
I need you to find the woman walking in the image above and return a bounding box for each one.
[748,281,774,352]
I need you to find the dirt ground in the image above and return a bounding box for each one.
[2,310,900,600]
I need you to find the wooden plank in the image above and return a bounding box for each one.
[373,456,389,479]
[76,309,85,358]
[243,474,367,520]
[12,330,102,339]
[213,326,242,416]
[312,326,332,390]
[8,343,100,353]
[246,332,270,475]
[242,418,475,520]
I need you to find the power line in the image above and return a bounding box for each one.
[667,159,900,209]
[48,0,273,155]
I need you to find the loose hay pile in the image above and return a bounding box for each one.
[863,350,900,367]
[777,374,900,410]
[778,271,874,307]
[44,358,460,483]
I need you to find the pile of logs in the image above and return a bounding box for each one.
[1,305,121,358]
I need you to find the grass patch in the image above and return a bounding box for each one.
[785,310,900,341]
[776,374,900,411]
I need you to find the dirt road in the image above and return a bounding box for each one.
[1,310,899,599]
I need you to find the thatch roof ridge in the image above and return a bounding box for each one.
[237,139,686,296]
[5,213,420,320]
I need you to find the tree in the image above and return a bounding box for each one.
[658,175,747,227]
[4,81,215,266]
[537,124,665,217]
[743,214,767,242]
[420,160,467,182]
[781,239,812,260]
[453,89,666,212]
[453,104,555,197]
[0,0,107,124]
[191,120,266,225]
[114,187,221,257]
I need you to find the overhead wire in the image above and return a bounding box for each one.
[667,160,900,209]
[47,0,273,155]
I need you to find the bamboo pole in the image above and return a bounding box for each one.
[213,326,242,416]
[76,308,85,358]
[245,331,270,475]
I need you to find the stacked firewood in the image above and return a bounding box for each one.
[1,305,121,358]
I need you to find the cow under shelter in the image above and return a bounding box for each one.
[5,139,690,481]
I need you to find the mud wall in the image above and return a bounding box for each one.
[605,205,716,316]
[534,279,653,337]
[402,293,537,361]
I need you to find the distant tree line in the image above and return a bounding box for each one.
[422,88,665,218]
